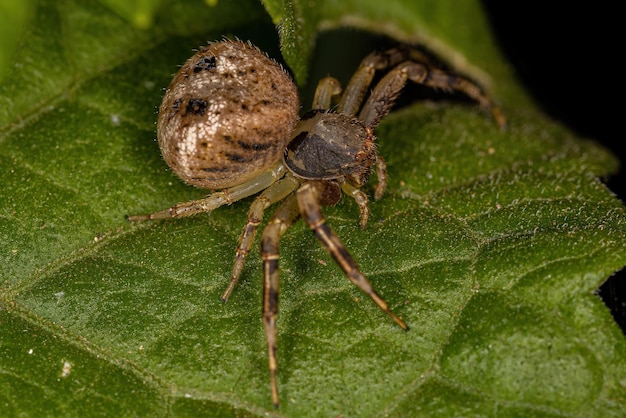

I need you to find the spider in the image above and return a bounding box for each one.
[128,39,505,407]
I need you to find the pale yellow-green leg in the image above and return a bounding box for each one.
[341,182,370,228]
[374,156,387,201]
[127,162,287,221]
[221,174,301,301]
[311,76,342,110]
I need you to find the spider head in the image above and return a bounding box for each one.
[283,110,377,186]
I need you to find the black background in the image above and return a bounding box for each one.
[481,2,625,333]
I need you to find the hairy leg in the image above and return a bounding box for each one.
[333,46,505,129]
[260,195,301,408]
[338,47,418,117]
[297,182,408,329]
[359,60,506,128]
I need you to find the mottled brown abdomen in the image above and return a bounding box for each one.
[157,40,300,189]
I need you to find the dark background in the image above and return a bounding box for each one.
[481,2,625,333]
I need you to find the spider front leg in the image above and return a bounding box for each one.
[296,182,408,330]
[359,60,507,128]
[335,45,505,129]
[127,162,286,221]
[260,194,302,408]
[338,47,415,116]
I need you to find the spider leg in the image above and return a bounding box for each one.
[296,182,408,329]
[260,194,301,408]
[341,155,387,226]
[222,174,301,301]
[341,182,370,228]
[312,76,342,109]
[374,156,388,201]
[127,162,287,221]
[359,61,506,128]
[338,47,414,117]
[335,46,505,128]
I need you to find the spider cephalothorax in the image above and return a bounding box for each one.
[128,39,505,408]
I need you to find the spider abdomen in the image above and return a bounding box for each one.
[158,40,300,189]
[284,111,376,182]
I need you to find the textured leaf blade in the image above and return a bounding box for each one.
[1,0,625,416]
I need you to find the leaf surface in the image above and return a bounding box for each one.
[1,0,625,416]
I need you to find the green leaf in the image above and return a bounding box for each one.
[97,0,164,29]
[2,0,625,416]
[0,0,35,81]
